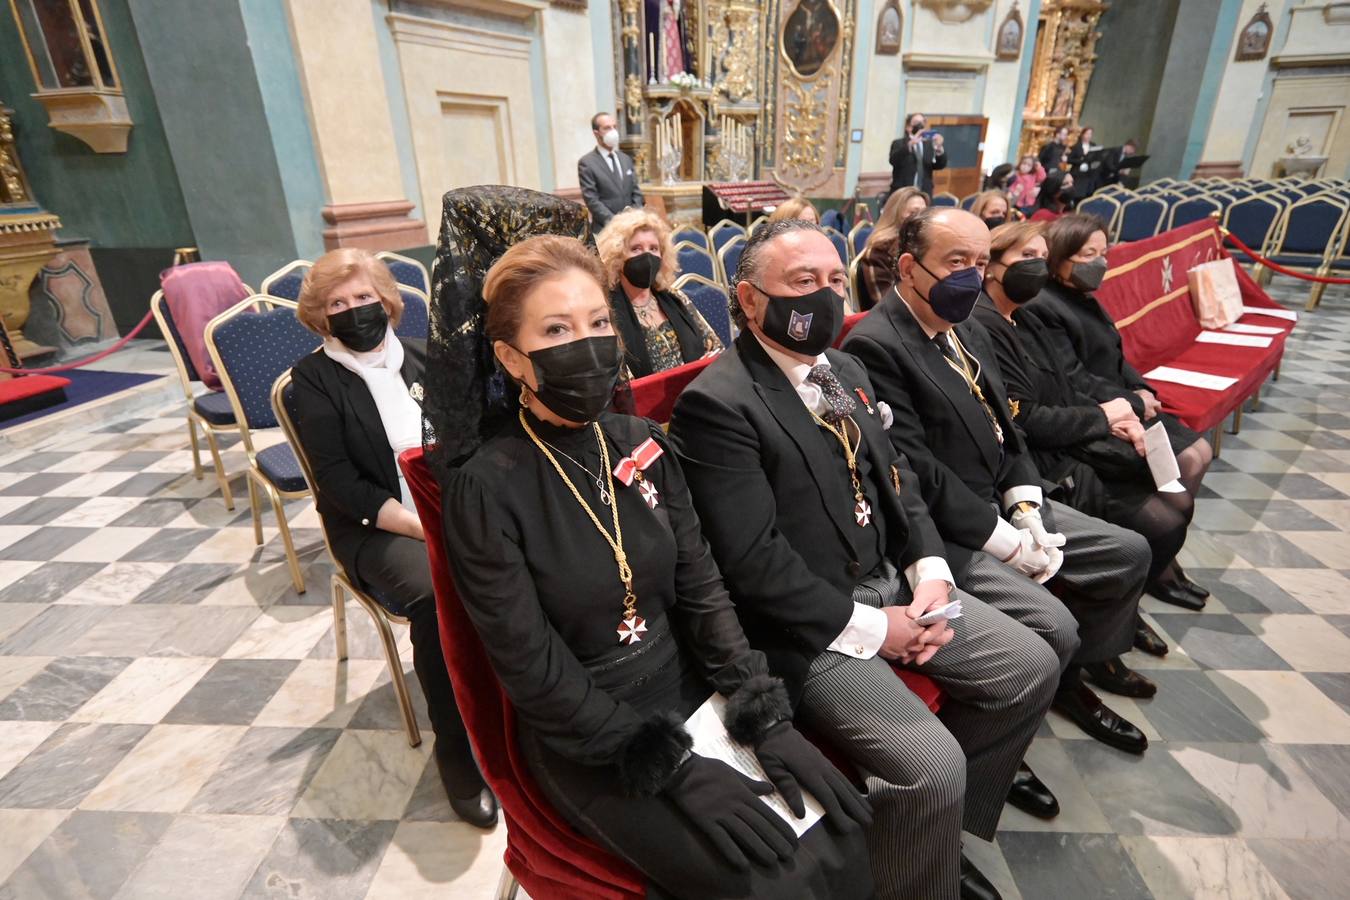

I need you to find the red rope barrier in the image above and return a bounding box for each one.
[1221,229,1350,285]
[0,309,157,375]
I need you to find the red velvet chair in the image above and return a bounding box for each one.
[399,448,644,900]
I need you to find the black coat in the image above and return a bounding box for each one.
[842,292,1044,559]
[667,331,946,698]
[888,137,947,195]
[1039,140,1067,172]
[290,340,426,580]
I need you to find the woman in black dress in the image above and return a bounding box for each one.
[439,234,872,899]
[1024,213,1213,609]
[974,222,1177,658]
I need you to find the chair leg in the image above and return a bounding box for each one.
[1250,386,1261,410]
[331,576,349,662]
[1211,425,1223,457]
[373,612,422,747]
[1230,405,1243,434]
[202,427,234,511]
[186,417,203,480]
[247,475,263,545]
[265,482,306,595]
[494,867,519,900]
[1307,281,1326,311]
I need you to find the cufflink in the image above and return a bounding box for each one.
[855,644,865,656]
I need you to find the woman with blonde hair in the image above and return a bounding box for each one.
[969,190,1012,229]
[291,247,496,828]
[856,187,929,309]
[767,195,819,225]
[596,208,722,378]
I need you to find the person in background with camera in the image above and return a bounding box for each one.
[889,112,946,197]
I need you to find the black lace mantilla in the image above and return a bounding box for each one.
[421,185,592,478]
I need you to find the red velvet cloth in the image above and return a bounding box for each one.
[399,448,645,900]
[1094,221,1292,434]
[836,312,867,348]
[0,374,71,404]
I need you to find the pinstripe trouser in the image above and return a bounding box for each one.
[795,568,1061,900]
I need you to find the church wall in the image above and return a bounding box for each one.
[980,0,1030,172]
[541,5,602,191]
[1078,0,1180,156]
[1199,0,1295,166]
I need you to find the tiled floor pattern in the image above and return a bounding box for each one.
[0,277,1346,898]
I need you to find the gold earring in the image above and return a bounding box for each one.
[519,383,530,406]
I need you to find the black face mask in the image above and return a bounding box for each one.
[622,252,661,290]
[756,284,846,357]
[517,335,623,424]
[327,303,388,352]
[991,258,1049,304]
[983,216,1007,230]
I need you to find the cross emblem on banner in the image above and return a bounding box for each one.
[1162,258,1174,293]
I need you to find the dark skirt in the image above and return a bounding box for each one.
[1160,410,1204,455]
[520,616,874,900]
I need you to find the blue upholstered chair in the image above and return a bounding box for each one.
[717,235,746,287]
[820,208,845,232]
[1078,196,1123,241]
[709,219,746,256]
[1117,196,1168,242]
[206,296,322,593]
[261,260,312,301]
[271,371,422,746]
[150,289,252,511]
[675,241,718,283]
[672,226,709,250]
[394,287,429,340]
[960,194,978,210]
[1223,194,1287,284]
[672,273,733,346]
[1168,196,1222,230]
[1263,195,1349,310]
[931,193,959,208]
[376,251,430,295]
[848,222,874,259]
[822,226,850,266]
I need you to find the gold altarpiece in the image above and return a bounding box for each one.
[1017,0,1108,161]
[611,0,856,216]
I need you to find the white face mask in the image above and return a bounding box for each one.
[602,128,620,150]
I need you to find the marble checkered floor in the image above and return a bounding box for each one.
[0,277,1347,899]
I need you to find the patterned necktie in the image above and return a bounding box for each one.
[806,364,857,426]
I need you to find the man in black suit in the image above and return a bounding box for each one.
[578,112,643,230]
[668,219,1063,900]
[889,112,947,196]
[842,206,1154,756]
[1038,125,1070,173]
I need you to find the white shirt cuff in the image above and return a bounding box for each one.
[904,556,955,592]
[983,516,1023,562]
[1002,485,1043,512]
[826,602,888,660]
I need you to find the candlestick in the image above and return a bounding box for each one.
[649,33,657,84]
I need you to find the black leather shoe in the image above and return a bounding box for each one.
[449,787,499,829]
[1133,617,1169,657]
[436,742,498,829]
[1006,763,1059,819]
[1054,682,1148,754]
[1177,571,1211,599]
[1148,579,1205,611]
[960,853,1002,900]
[1084,657,1157,698]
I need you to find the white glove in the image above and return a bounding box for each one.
[1010,506,1066,550]
[1006,530,1052,580]
[1034,545,1064,584]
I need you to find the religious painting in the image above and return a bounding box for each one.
[876,0,902,56]
[782,0,841,79]
[995,3,1024,61]
[1234,3,1273,61]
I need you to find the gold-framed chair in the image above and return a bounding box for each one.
[375,250,431,296]
[205,296,322,593]
[673,240,719,283]
[708,219,747,257]
[671,272,732,345]
[261,260,313,301]
[716,234,747,288]
[272,370,422,747]
[150,288,254,510]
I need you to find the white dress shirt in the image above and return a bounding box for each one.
[755,335,954,660]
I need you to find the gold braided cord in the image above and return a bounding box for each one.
[519,412,637,618]
[810,411,866,503]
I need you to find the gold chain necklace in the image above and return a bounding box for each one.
[519,411,646,644]
[810,411,873,528]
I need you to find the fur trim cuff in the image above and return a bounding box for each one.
[618,711,693,797]
[724,674,792,745]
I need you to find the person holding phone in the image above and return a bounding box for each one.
[889,112,947,196]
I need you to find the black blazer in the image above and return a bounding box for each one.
[842,292,1044,557]
[1024,280,1150,416]
[290,339,426,579]
[668,331,946,697]
[888,137,947,195]
[1039,140,1067,172]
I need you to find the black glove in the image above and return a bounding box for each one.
[664,753,799,870]
[753,722,873,833]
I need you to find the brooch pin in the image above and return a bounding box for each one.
[409,382,424,402]
[854,387,874,414]
[614,438,664,509]
[1008,397,1020,418]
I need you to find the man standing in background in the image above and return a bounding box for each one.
[578,112,643,230]
[889,112,947,197]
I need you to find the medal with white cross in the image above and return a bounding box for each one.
[854,497,872,527]
[617,614,648,645]
[638,479,660,509]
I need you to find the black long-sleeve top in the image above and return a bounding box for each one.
[443,410,765,768]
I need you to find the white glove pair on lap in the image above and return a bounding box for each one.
[1007,506,1065,584]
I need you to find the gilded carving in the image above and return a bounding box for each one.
[620,0,641,47]
[625,74,644,126]
[0,106,31,204]
[779,74,831,182]
[1017,0,1108,161]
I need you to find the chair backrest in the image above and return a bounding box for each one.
[1078,196,1123,240]
[261,260,312,301]
[716,235,746,286]
[205,296,321,451]
[270,370,345,569]
[630,356,716,425]
[848,222,874,257]
[397,447,645,899]
[674,241,717,282]
[835,311,867,347]
[708,219,746,254]
[672,273,732,346]
[1270,195,1349,257]
[932,192,959,207]
[1117,196,1167,242]
[1223,194,1287,258]
[376,250,430,295]
[1168,196,1222,230]
[150,289,202,400]
[394,287,429,340]
[671,226,708,250]
[960,193,978,210]
[821,226,849,266]
[820,207,844,232]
